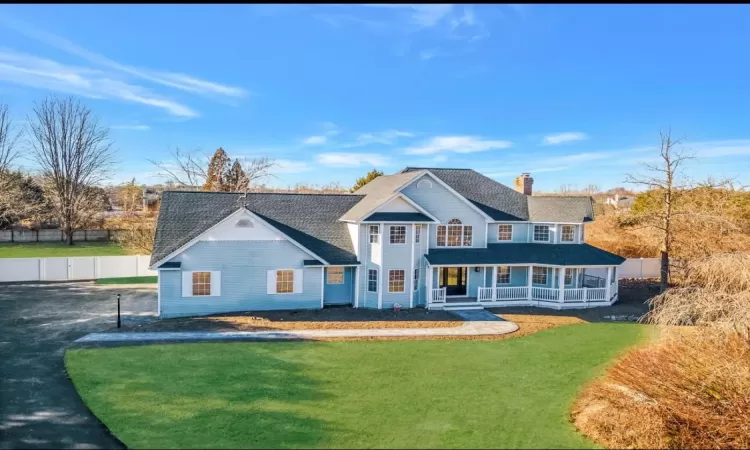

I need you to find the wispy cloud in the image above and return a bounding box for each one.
[542,132,589,145]
[0,50,198,117]
[275,159,314,174]
[344,129,415,147]
[404,135,512,155]
[0,15,248,117]
[303,135,327,145]
[110,124,150,131]
[0,15,247,99]
[316,152,391,168]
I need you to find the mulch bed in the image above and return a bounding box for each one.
[121,307,463,332]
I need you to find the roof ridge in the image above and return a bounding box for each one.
[163,190,361,197]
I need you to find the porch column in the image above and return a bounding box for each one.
[491,266,498,300]
[527,265,533,300]
[606,266,612,301]
[354,266,360,308]
[558,267,565,303]
[426,265,433,305]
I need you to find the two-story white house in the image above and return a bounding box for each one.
[150,168,625,318]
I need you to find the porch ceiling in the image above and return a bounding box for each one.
[425,243,625,267]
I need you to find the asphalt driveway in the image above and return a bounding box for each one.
[0,282,157,449]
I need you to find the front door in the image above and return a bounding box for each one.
[440,267,467,296]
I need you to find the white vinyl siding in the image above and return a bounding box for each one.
[267,269,303,294]
[182,271,221,297]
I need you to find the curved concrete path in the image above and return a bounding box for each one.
[75,310,519,344]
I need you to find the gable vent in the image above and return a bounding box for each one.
[417,179,433,189]
[235,218,253,228]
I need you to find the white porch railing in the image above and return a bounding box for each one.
[496,286,529,300]
[531,287,558,301]
[477,287,494,301]
[430,288,447,303]
[563,288,608,302]
[478,286,530,301]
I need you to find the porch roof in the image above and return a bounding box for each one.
[425,243,625,267]
[362,212,436,223]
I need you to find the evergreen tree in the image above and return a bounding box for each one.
[350,169,384,192]
[203,147,230,191]
[224,159,249,192]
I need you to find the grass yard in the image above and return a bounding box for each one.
[0,242,128,258]
[66,323,644,449]
[95,276,158,285]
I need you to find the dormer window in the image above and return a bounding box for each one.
[437,218,472,247]
[561,225,575,242]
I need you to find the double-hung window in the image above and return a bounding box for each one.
[390,225,406,245]
[192,272,211,296]
[388,270,405,293]
[413,268,419,291]
[437,219,473,247]
[533,225,550,242]
[561,225,575,242]
[276,270,294,293]
[415,225,421,244]
[369,225,379,244]
[532,267,548,284]
[497,224,513,241]
[496,266,511,284]
[564,268,573,285]
[368,269,378,293]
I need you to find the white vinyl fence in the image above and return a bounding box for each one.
[0,255,155,283]
[618,258,661,279]
[0,256,660,284]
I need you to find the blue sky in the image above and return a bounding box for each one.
[1,4,749,191]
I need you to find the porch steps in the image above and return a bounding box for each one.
[441,304,485,311]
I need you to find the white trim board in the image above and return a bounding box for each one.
[150,207,329,270]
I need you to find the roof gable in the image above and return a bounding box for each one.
[151,191,364,267]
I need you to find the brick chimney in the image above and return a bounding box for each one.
[514,173,534,195]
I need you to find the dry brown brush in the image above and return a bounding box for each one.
[573,253,750,448]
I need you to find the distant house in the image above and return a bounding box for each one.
[150,168,625,318]
[605,194,634,210]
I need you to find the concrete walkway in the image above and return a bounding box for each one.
[75,311,518,344]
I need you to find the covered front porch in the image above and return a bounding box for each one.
[427,264,619,310]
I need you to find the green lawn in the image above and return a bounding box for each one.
[66,323,644,449]
[95,276,158,285]
[0,242,128,258]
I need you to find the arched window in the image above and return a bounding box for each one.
[417,179,433,189]
[437,218,472,247]
[235,218,253,228]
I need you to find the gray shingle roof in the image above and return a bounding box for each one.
[340,170,425,221]
[425,243,625,266]
[363,212,435,222]
[527,196,595,223]
[401,167,595,223]
[150,191,364,267]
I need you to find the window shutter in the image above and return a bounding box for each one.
[267,270,276,294]
[293,269,304,293]
[210,271,221,296]
[182,271,192,297]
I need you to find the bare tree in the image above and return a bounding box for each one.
[27,96,115,245]
[625,130,693,292]
[0,103,20,172]
[149,148,275,191]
